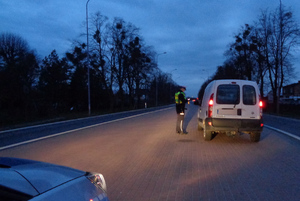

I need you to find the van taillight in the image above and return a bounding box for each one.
[259,100,263,108]
[259,98,263,121]
[208,93,214,118]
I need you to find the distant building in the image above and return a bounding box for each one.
[282,81,300,104]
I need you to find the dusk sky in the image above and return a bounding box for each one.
[1,0,300,97]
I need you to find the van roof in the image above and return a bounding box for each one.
[210,79,257,85]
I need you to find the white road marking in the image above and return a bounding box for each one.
[0,107,172,151]
[264,125,300,141]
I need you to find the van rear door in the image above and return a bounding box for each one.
[241,83,260,120]
[214,81,242,119]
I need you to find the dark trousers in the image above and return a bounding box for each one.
[176,113,185,132]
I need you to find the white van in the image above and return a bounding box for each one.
[197,79,263,142]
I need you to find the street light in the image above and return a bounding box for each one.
[156,52,167,106]
[86,0,91,116]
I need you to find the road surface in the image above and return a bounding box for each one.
[1,104,300,200]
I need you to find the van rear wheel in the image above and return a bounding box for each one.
[203,126,212,141]
[250,132,261,142]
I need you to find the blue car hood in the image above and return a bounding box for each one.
[0,157,85,196]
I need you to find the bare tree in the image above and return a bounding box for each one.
[89,12,114,110]
[126,37,154,108]
[0,32,39,121]
[0,32,30,66]
[107,18,139,108]
[258,4,300,113]
[225,24,259,81]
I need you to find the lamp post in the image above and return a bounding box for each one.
[86,0,91,116]
[156,52,167,106]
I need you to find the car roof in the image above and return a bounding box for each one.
[0,157,86,197]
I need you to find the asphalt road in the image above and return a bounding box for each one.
[0,105,172,148]
[1,104,300,200]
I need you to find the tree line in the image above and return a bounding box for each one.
[0,12,177,127]
[198,3,300,113]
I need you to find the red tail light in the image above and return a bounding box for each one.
[208,93,214,118]
[209,93,214,106]
[259,96,263,120]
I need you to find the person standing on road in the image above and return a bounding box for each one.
[175,86,188,134]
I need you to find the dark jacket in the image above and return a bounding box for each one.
[175,89,187,114]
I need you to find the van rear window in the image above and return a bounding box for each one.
[243,85,256,105]
[216,84,240,104]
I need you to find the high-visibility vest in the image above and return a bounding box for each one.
[175,91,186,104]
